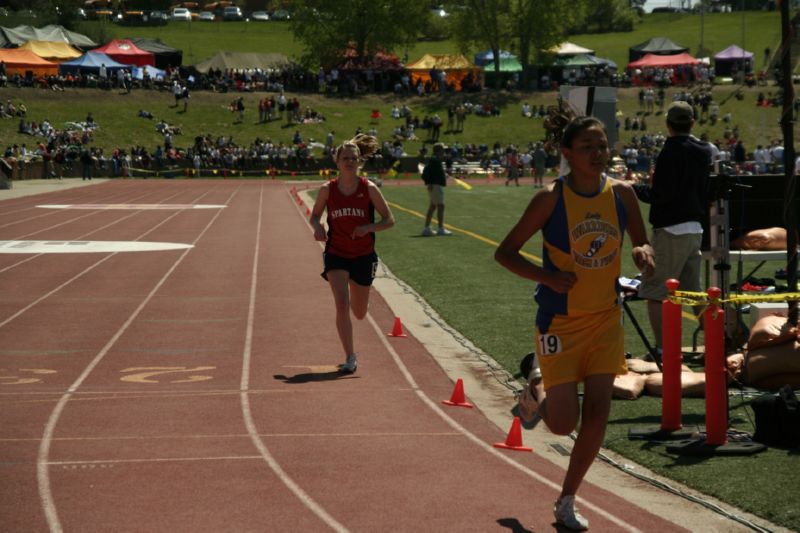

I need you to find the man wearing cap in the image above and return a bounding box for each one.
[420,142,452,236]
[635,100,712,353]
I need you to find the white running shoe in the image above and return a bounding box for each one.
[554,495,589,531]
[339,353,358,374]
[437,227,453,236]
[421,226,434,236]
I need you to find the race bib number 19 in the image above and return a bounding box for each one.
[538,334,562,355]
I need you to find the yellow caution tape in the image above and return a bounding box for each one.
[667,291,800,306]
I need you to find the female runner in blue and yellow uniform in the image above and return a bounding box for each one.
[495,116,654,531]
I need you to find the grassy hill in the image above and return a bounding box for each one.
[82,11,783,71]
[0,85,786,161]
[19,9,779,159]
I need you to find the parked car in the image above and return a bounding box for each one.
[171,7,192,20]
[222,6,243,20]
[198,10,215,21]
[119,10,168,26]
[251,10,269,21]
[270,9,290,20]
[149,10,169,25]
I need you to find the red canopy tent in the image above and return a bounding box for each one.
[627,52,701,69]
[91,39,154,67]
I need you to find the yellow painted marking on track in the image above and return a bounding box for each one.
[0,368,58,385]
[387,201,541,264]
[0,377,40,385]
[119,366,215,384]
[282,364,341,373]
[452,177,473,190]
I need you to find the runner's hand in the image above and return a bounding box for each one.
[544,271,577,294]
[352,225,370,238]
[632,245,655,277]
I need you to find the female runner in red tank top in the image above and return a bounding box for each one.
[310,135,395,374]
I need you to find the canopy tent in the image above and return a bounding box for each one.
[0,48,58,77]
[132,64,166,81]
[335,48,402,71]
[474,49,515,67]
[594,56,618,69]
[482,56,522,87]
[0,25,97,49]
[128,38,183,69]
[59,51,130,75]
[483,57,523,72]
[19,40,81,62]
[714,44,754,76]
[193,52,290,73]
[91,39,154,67]
[627,52,701,69]
[553,53,604,68]
[549,41,595,56]
[406,54,482,91]
[629,37,688,62]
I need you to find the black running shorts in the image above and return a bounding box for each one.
[321,251,379,286]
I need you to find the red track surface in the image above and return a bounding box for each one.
[1,180,687,532]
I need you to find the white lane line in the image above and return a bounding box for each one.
[239,185,348,533]
[47,455,264,466]
[37,188,237,533]
[38,204,227,210]
[294,188,641,533]
[0,190,187,274]
[0,241,193,254]
[0,187,155,230]
[366,313,642,533]
[0,190,212,327]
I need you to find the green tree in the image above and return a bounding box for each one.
[448,0,583,89]
[514,0,586,88]
[569,0,635,33]
[448,0,514,89]
[289,0,428,69]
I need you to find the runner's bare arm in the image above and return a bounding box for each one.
[613,179,655,277]
[495,185,577,294]
[353,182,395,238]
[310,183,330,242]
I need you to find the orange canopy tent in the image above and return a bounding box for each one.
[0,48,58,76]
[406,54,482,91]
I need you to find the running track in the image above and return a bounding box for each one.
[0,179,735,531]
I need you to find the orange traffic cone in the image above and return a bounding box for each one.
[442,378,473,408]
[493,417,532,452]
[388,317,407,337]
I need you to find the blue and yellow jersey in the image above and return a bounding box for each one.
[536,175,627,332]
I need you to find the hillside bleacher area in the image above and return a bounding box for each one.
[3,154,503,180]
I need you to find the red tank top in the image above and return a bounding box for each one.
[326,177,375,258]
